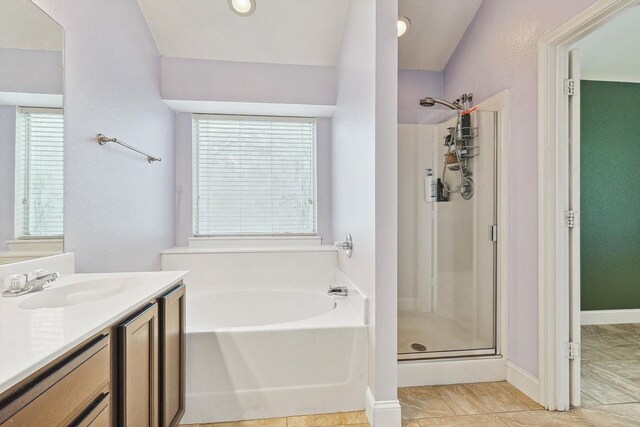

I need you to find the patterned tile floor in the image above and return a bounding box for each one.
[181,411,369,427]
[398,381,640,426]
[581,323,640,406]
[184,324,640,426]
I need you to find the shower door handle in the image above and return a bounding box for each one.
[490,225,498,242]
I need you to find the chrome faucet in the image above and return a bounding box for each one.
[327,285,349,297]
[334,234,353,258]
[2,271,60,297]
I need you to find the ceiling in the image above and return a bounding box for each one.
[398,0,483,71]
[0,0,63,51]
[137,0,349,67]
[138,0,482,70]
[572,5,640,83]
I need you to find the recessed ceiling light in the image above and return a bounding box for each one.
[397,17,410,37]
[228,0,256,16]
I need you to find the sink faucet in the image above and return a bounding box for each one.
[327,285,349,297]
[2,271,60,297]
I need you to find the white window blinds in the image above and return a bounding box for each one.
[15,107,64,238]
[193,114,316,236]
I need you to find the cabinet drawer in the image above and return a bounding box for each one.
[0,335,110,427]
[69,388,110,427]
[87,407,110,427]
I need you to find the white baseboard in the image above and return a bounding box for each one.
[365,387,401,427]
[398,357,505,387]
[581,309,640,325]
[506,361,540,404]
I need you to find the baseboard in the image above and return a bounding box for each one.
[581,309,640,325]
[365,387,401,427]
[398,356,505,387]
[506,361,540,404]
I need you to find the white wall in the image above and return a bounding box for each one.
[572,5,640,83]
[332,0,398,409]
[442,0,596,377]
[32,0,176,272]
[397,124,434,313]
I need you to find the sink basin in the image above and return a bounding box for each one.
[18,278,133,309]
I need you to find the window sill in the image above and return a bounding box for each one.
[188,235,322,249]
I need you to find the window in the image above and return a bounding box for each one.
[15,107,64,238]
[192,114,316,236]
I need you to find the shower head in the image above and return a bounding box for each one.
[419,96,463,110]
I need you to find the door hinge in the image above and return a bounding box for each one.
[565,342,580,360]
[565,210,579,228]
[564,78,575,96]
[490,225,498,242]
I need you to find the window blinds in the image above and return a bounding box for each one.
[192,114,316,236]
[15,107,64,238]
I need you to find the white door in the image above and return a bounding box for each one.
[568,48,581,407]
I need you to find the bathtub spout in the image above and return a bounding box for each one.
[327,286,349,297]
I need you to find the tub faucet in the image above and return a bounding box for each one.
[327,286,349,297]
[2,271,60,297]
[334,234,353,258]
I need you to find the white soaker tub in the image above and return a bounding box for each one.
[181,286,367,424]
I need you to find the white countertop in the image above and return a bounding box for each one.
[0,271,187,394]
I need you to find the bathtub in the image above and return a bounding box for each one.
[181,285,367,424]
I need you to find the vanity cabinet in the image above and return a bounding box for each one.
[159,285,186,427]
[0,335,111,427]
[0,281,185,427]
[119,303,159,427]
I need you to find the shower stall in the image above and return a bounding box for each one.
[398,98,498,360]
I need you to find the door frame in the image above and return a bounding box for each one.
[537,0,638,411]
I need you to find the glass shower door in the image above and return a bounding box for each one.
[398,110,497,360]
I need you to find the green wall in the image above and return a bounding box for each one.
[581,80,640,311]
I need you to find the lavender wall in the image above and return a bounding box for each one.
[332,0,377,396]
[174,112,192,247]
[0,106,16,251]
[374,0,399,404]
[398,69,445,125]
[332,0,399,407]
[443,0,596,376]
[162,57,336,107]
[0,48,62,95]
[32,0,176,272]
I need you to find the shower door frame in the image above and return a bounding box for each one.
[398,90,511,367]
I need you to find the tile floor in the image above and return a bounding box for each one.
[181,411,369,427]
[184,324,640,426]
[399,381,640,426]
[582,323,640,406]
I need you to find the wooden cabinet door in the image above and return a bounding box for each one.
[159,284,186,427]
[119,303,159,427]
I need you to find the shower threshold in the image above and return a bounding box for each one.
[398,347,496,361]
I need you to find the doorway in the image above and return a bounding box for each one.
[573,4,640,408]
[538,0,640,411]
